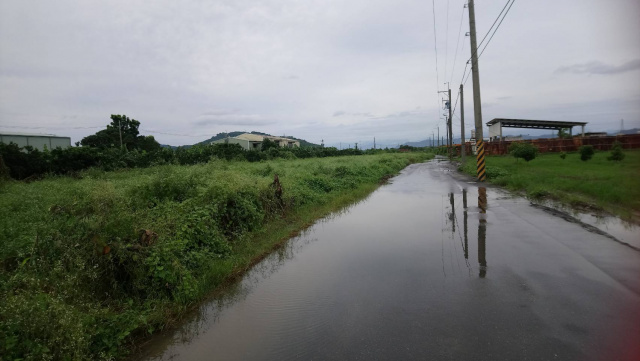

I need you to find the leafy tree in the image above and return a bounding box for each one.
[607,141,625,161]
[508,142,538,162]
[557,128,571,139]
[579,145,595,161]
[81,114,158,151]
[261,138,279,152]
[137,135,162,152]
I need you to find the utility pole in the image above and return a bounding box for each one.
[460,84,465,164]
[373,137,376,149]
[118,116,123,150]
[468,0,486,181]
[437,126,440,147]
[448,87,453,160]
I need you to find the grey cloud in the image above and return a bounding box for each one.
[282,75,299,80]
[555,59,640,75]
[194,112,276,126]
[333,111,373,117]
[199,109,240,117]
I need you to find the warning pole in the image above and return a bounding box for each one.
[468,0,486,181]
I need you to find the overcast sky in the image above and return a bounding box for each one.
[1,0,639,148]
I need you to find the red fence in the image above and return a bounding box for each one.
[478,134,640,156]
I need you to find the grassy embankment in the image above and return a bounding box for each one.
[0,152,432,360]
[459,149,640,221]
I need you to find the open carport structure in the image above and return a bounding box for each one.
[486,118,587,140]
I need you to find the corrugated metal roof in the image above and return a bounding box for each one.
[235,133,266,142]
[0,132,65,137]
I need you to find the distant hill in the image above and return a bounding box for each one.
[158,131,320,149]
[197,131,320,147]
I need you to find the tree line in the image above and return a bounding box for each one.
[0,114,408,181]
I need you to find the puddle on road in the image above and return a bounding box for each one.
[533,199,640,249]
[136,163,495,360]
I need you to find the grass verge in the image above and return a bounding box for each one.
[0,152,432,360]
[458,149,640,221]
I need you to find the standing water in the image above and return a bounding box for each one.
[138,160,640,361]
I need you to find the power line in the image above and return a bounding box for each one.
[0,125,104,130]
[432,0,440,92]
[478,0,516,59]
[140,129,208,138]
[451,0,516,121]
[462,0,515,70]
[431,0,443,129]
[477,0,512,50]
[0,124,212,139]
[444,0,451,83]
[449,1,467,85]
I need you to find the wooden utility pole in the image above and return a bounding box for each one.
[468,0,486,181]
[460,84,465,164]
[118,117,123,150]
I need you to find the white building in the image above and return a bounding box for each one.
[0,133,71,151]
[211,133,300,150]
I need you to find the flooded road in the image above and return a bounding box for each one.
[138,160,640,361]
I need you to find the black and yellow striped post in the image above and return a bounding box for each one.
[476,139,486,182]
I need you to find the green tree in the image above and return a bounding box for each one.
[261,138,279,152]
[81,114,160,151]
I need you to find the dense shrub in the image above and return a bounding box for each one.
[579,145,595,161]
[508,142,538,162]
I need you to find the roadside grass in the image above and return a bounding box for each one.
[0,152,432,361]
[459,149,640,220]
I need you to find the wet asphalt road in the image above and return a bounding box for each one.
[140,159,640,361]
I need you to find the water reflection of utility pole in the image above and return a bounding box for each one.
[478,187,487,278]
[449,193,456,233]
[463,189,468,260]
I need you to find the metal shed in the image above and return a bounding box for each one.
[0,133,72,151]
[486,118,587,140]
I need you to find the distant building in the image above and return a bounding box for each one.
[0,133,71,151]
[211,133,300,150]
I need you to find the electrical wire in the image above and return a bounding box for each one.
[444,0,451,83]
[478,0,516,59]
[450,0,516,121]
[449,1,467,85]
[1,124,212,139]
